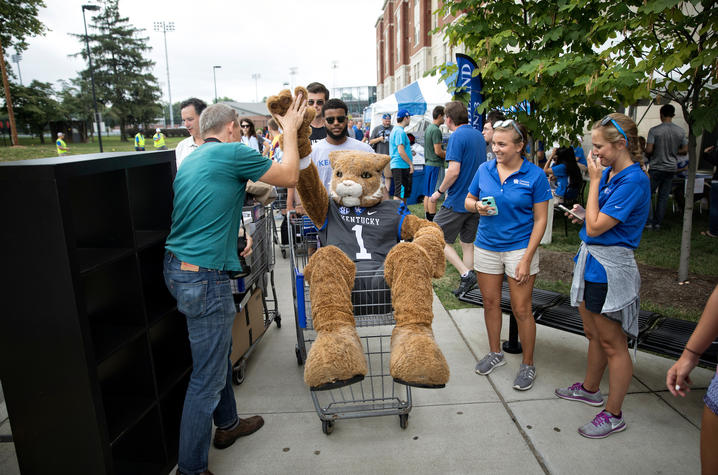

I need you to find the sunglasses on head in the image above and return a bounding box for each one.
[493,119,524,142]
[307,99,325,106]
[600,116,629,144]
[324,116,346,125]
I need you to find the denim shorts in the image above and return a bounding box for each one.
[584,281,608,314]
[705,372,718,416]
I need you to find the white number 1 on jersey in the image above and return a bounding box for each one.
[351,224,372,260]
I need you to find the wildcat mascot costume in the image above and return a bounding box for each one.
[267,88,449,390]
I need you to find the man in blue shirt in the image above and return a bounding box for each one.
[164,99,306,475]
[429,101,487,296]
[389,109,414,205]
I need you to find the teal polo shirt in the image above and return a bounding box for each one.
[166,141,272,271]
[389,125,412,169]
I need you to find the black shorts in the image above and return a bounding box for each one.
[584,281,608,314]
[391,168,412,199]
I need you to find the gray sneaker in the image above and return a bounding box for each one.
[512,363,536,391]
[453,271,477,296]
[475,352,506,375]
[578,410,626,439]
[555,382,605,406]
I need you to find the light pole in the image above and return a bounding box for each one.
[82,4,103,153]
[331,60,339,91]
[289,67,298,90]
[213,65,221,103]
[251,73,261,102]
[11,54,22,86]
[153,21,175,128]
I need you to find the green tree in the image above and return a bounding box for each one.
[72,0,161,141]
[4,79,63,143]
[439,0,717,282]
[0,0,47,145]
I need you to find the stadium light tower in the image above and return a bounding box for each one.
[213,65,222,103]
[154,21,175,127]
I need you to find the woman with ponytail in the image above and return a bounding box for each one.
[554,113,650,439]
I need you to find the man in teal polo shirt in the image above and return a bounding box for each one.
[389,109,413,204]
[164,98,306,475]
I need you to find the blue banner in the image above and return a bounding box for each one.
[455,53,483,131]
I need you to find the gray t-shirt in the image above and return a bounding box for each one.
[647,122,688,172]
[370,125,393,155]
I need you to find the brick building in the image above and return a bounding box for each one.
[375,0,463,100]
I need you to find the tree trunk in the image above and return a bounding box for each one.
[120,117,126,141]
[0,37,19,146]
[677,126,697,283]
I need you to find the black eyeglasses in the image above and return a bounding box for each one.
[600,116,629,144]
[325,116,346,125]
[493,119,524,142]
[307,99,325,106]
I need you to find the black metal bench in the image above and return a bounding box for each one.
[459,285,717,367]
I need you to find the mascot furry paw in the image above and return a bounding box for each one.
[265,86,315,158]
[297,149,449,390]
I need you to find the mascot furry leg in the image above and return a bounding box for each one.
[303,246,368,390]
[385,225,450,388]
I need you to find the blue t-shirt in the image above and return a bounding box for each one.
[578,162,650,282]
[574,146,587,166]
[166,142,272,271]
[469,159,552,251]
[551,163,569,198]
[443,124,486,213]
[389,126,412,169]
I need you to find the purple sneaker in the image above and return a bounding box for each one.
[578,410,626,439]
[555,382,604,406]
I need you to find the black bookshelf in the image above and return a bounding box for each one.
[0,151,189,475]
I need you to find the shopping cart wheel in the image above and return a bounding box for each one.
[322,420,334,435]
[399,414,409,429]
[232,360,247,385]
[295,346,304,365]
[274,315,282,328]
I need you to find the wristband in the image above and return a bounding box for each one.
[684,347,702,357]
[475,201,480,213]
[437,189,444,194]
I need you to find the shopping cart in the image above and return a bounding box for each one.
[272,187,289,258]
[229,203,281,384]
[289,212,412,434]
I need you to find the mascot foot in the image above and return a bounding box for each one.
[390,324,449,388]
[304,325,367,391]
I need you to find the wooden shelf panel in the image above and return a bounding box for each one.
[111,407,166,475]
[76,247,135,274]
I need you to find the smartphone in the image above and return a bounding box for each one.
[481,196,498,215]
[557,204,583,221]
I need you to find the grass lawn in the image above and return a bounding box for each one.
[407,200,717,321]
[0,135,186,162]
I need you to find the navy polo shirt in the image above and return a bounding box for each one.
[469,158,552,251]
[579,162,650,282]
[443,124,486,212]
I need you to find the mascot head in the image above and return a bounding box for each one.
[328,151,390,208]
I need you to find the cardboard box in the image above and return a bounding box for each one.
[247,287,265,343]
[230,306,251,364]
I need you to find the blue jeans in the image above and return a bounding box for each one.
[710,181,718,235]
[649,169,675,226]
[163,252,238,475]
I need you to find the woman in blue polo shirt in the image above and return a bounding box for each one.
[544,146,583,204]
[465,120,552,392]
[554,113,650,439]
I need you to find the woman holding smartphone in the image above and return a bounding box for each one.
[555,113,650,438]
[465,120,552,391]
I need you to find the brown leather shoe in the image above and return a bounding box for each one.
[176,470,213,475]
[213,415,264,449]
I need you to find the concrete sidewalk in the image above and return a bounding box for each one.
[0,244,713,474]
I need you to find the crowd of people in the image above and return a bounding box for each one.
[157,78,717,474]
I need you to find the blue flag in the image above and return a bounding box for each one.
[455,53,483,131]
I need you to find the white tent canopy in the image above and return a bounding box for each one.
[368,75,453,136]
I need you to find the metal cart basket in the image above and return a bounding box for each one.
[289,212,412,434]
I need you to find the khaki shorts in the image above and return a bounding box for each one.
[473,246,540,279]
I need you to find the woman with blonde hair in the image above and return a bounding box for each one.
[555,113,650,438]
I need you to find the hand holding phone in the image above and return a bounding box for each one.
[557,203,584,222]
[481,196,498,216]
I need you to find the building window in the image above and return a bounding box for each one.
[396,10,401,62]
[414,0,420,46]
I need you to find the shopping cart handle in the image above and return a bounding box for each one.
[295,270,306,329]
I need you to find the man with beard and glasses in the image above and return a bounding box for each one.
[309,98,374,192]
[307,82,330,144]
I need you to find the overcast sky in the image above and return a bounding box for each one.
[13,0,384,105]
